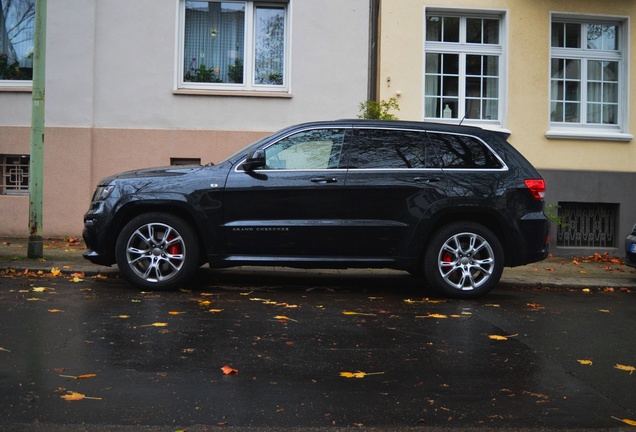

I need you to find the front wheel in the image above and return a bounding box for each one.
[115,213,200,290]
[423,222,503,298]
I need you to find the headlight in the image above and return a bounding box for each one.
[93,185,115,201]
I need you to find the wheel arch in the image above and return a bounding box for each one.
[106,200,210,265]
[415,209,514,267]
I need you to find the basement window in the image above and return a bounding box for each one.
[1,154,30,195]
[556,202,618,248]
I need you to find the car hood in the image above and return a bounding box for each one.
[100,165,204,183]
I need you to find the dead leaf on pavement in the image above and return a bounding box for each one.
[140,322,168,327]
[342,311,376,316]
[59,373,97,380]
[488,334,518,341]
[61,391,102,401]
[274,315,298,322]
[48,309,63,313]
[611,416,636,426]
[221,365,238,375]
[416,313,448,319]
[614,364,635,375]
[0,347,11,352]
[577,359,593,366]
[340,371,385,379]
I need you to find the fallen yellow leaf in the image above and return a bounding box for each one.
[577,359,593,366]
[208,309,223,313]
[416,313,448,319]
[48,309,63,313]
[140,322,168,327]
[32,287,47,292]
[488,334,518,341]
[168,311,185,315]
[612,416,636,426]
[614,364,635,375]
[51,267,62,276]
[61,391,102,401]
[112,315,130,319]
[340,371,385,379]
[342,311,377,316]
[274,315,298,322]
[60,373,97,380]
[0,347,11,352]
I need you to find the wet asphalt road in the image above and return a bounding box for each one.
[0,268,635,431]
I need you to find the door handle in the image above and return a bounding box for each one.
[413,177,440,183]
[311,177,338,184]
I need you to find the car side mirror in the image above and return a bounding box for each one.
[242,149,266,171]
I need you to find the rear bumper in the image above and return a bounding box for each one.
[510,212,550,266]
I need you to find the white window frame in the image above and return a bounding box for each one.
[0,0,35,90]
[175,0,291,95]
[547,13,632,142]
[423,8,508,130]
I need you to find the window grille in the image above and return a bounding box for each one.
[556,202,618,248]
[1,155,30,195]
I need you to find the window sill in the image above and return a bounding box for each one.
[545,129,633,142]
[0,85,32,93]
[173,89,292,98]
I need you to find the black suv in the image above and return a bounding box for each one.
[83,120,549,298]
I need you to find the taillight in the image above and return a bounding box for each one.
[524,179,545,200]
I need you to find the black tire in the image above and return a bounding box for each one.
[115,212,200,290]
[424,222,503,298]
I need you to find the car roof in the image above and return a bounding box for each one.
[283,119,506,140]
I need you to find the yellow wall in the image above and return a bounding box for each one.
[379,0,636,172]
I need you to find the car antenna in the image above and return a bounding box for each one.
[459,115,466,125]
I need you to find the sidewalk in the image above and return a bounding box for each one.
[1,237,636,290]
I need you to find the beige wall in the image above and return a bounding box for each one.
[379,0,636,172]
[0,0,371,237]
[0,127,268,237]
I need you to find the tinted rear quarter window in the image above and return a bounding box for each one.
[428,132,503,169]
[353,129,438,168]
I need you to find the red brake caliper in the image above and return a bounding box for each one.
[167,234,180,263]
[442,251,453,263]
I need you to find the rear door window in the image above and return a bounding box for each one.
[351,129,438,168]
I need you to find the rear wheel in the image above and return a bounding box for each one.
[115,213,200,290]
[424,222,503,298]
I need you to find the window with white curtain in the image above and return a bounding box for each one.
[424,11,504,127]
[179,0,288,92]
[550,18,623,130]
[0,0,35,83]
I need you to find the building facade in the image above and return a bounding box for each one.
[377,0,636,256]
[2,0,635,258]
[0,0,371,236]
